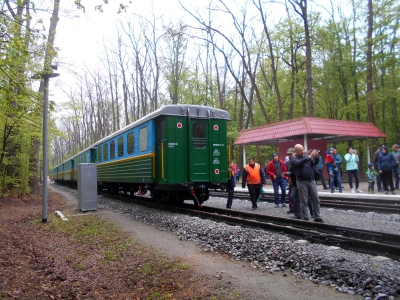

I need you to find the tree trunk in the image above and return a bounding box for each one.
[30,0,61,195]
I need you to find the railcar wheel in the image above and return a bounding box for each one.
[151,191,162,203]
[108,184,119,195]
[167,192,184,206]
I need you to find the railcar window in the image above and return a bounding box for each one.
[110,141,115,159]
[139,127,148,152]
[192,122,206,149]
[127,132,134,154]
[118,137,124,156]
[98,147,102,162]
[103,144,108,161]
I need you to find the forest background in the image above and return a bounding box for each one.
[1,0,399,197]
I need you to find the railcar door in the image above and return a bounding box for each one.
[189,119,210,181]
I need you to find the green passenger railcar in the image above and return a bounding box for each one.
[153,109,229,204]
[51,105,231,206]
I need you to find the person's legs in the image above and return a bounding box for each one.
[330,174,335,193]
[291,186,301,218]
[377,174,382,191]
[393,168,400,189]
[227,191,233,208]
[347,170,353,189]
[279,178,287,205]
[297,182,310,219]
[287,185,294,212]
[385,170,395,192]
[381,171,389,192]
[247,185,258,208]
[335,170,342,192]
[307,197,313,217]
[319,169,327,189]
[272,180,279,206]
[309,180,321,219]
[354,170,360,190]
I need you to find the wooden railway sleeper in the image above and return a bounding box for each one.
[336,228,384,242]
[303,232,355,248]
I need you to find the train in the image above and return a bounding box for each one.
[51,104,231,206]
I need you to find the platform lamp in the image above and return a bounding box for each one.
[32,64,60,222]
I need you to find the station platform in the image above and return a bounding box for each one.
[233,178,400,200]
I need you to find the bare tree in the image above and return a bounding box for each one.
[288,0,314,117]
[366,0,375,124]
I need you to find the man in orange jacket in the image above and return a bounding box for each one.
[242,157,266,210]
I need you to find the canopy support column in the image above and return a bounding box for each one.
[366,139,370,164]
[303,134,308,151]
[242,145,246,168]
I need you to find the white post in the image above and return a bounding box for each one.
[303,134,308,151]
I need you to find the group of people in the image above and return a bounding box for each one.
[227,142,400,222]
[371,143,400,195]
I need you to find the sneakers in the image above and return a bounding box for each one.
[351,188,355,193]
[385,192,389,195]
[252,207,257,210]
[314,218,324,223]
[392,192,396,195]
[378,189,383,192]
[356,188,363,193]
[329,171,333,176]
[274,204,279,208]
[281,203,287,207]
[287,210,294,214]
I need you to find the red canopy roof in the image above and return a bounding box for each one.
[234,117,386,146]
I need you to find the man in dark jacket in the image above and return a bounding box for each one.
[291,144,324,223]
[330,148,343,193]
[372,143,384,192]
[287,148,301,219]
[378,146,396,195]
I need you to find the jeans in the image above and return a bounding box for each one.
[330,170,342,193]
[272,177,287,205]
[393,167,400,189]
[377,174,382,191]
[347,169,360,189]
[368,181,375,193]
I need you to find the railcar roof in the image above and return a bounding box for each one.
[94,105,231,146]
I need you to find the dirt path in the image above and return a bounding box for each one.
[50,184,360,300]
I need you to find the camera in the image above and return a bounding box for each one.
[284,172,292,176]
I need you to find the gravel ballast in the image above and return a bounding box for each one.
[52,184,400,299]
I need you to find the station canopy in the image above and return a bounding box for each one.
[234,117,386,146]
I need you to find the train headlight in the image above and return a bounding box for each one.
[187,182,194,192]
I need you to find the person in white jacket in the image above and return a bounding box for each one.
[344,147,363,193]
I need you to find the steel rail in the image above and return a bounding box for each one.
[209,191,400,214]
[109,193,400,260]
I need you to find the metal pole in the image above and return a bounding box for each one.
[42,75,49,223]
[32,69,59,223]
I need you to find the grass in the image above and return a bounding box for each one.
[32,212,231,299]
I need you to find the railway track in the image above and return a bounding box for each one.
[110,193,400,260]
[209,191,400,214]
